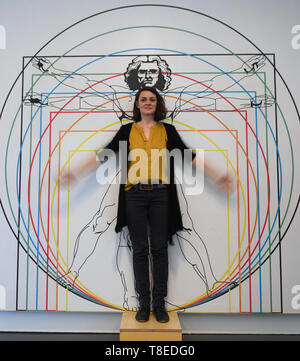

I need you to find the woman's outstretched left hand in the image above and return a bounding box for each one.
[215,173,236,193]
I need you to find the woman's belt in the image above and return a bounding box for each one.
[134,183,168,190]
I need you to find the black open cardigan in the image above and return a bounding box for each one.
[102,121,196,243]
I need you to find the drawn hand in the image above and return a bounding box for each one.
[240,94,275,109]
[243,55,266,75]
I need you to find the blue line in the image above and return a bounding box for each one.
[17,48,283,306]
[14,47,283,308]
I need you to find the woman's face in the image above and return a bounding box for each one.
[136,90,157,118]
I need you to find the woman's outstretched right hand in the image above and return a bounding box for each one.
[57,170,78,188]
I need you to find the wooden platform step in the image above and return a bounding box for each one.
[120,311,182,341]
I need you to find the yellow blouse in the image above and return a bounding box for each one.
[125,121,168,190]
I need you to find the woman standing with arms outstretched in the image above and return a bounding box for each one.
[62,86,232,323]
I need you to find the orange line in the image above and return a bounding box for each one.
[61,127,242,310]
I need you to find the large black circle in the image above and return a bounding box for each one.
[0,4,299,306]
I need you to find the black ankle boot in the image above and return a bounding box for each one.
[136,304,150,322]
[153,304,169,323]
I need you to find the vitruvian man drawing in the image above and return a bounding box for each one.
[1,5,299,313]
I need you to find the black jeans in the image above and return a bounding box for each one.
[125,186,169,307]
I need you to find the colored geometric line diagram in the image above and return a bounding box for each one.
[0,5,299,314]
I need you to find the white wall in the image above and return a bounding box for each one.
[1,0,300,333]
